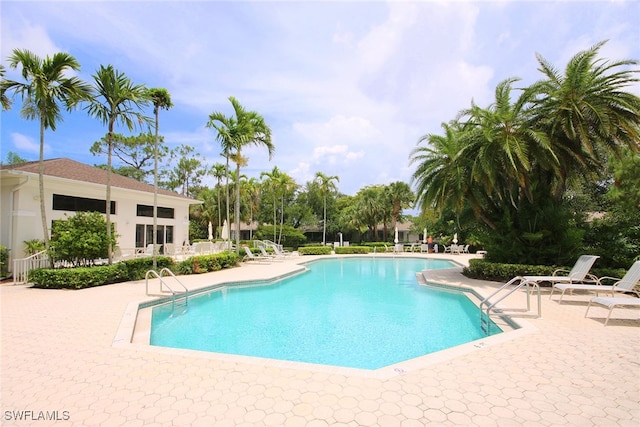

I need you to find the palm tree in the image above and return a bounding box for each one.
[86,65,149,263]
[530,41,640,199]
[210,163,226,238]
[315,172,339,245]
[385,181,414,230]
[260,166,282,242]
[243,178,262,240]
[1,49,91,253]
[147,88,172,268]
[208,96,273,252]
[0,65,12,110]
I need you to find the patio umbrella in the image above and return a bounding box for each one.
[221,220,230,240]
[394,226,399,244]
[208,221,213,240]
[423,228,427,244]
[453,233,458,244]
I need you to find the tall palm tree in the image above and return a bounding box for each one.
[208,96,273,252]
[315,172,339,245]
[210,163,226,238]
[1,49,91,253]
[147,88,172,268]
[86,65,149,264]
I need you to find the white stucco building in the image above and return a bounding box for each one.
[1,158,201,263]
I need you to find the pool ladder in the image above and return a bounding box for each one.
[479,276,541,335]
[145,268,189,313]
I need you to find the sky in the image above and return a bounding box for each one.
[1,0,639,199]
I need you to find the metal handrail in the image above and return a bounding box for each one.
[145,269,188,310]
[480,276,541,334]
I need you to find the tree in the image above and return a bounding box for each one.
[161,145,208,196]
[208,96,274,252]
[0,65,11,110]
[3,151,28,165]
[147,88,173,268]
[49,211,118,267]
[315,172,339,245]
[260,166,283,243]
[90,132,167,181]
[385,181,414,229]
[1,49,91,255]
[86,64,149,264]
[530,40,640,200]
[210,163,226,239]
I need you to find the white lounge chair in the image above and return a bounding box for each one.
[242,246,271,263]
[585,296,640,326]
[259,247,283,261]
[522,255,600,294]
[551,260,640,303]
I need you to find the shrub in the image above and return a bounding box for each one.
[29,263,129,289]
[297,246,332,255]
[0,246,9,278]
[49,211,118,266]
[334,246,371,254]
[174,252,240,275]
[463,258,626,284]
[255,225,306,248]
[121,257,174,281]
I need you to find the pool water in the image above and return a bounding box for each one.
[150,257,501,370]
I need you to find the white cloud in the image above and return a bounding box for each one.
[11,133,44,155]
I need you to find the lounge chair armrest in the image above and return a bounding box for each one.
[552,268,570,276]
[596,275,621,286]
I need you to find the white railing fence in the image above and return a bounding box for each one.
[13,250,50,285]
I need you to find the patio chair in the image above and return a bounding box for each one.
[522,255,600,293]
[259,246,283,261]
[551,260,640,303]
[585,296,640,326]
[242,246,271,263]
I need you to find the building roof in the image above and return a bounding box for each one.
[0,158,196,201]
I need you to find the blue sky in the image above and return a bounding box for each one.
[1,0,639,197]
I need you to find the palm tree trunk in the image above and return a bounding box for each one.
[106,123,114,265]
[39,115,52,267]
[153,108,159,269]
[235,163,241,253]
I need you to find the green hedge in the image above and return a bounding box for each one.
[334,246,371,254]
[28,253,240,289]
[297,246,332,255]
[174,252,240,275]
[463,258,626,284]
[29,263,130,289]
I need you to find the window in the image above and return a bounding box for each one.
[135,224,174,249]
[136,204,174,219]
[53,194,116,214]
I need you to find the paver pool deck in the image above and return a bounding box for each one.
[1,253,639,426]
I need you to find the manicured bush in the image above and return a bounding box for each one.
[174,252,240,275]
[29,263,129,289]
[463,258,626,284]
[121,257,175,281]
[334,246,371,254]
[297,246,332,255]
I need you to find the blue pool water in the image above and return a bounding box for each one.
[150,257,501,370]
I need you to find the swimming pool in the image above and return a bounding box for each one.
[150,257,502,370]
